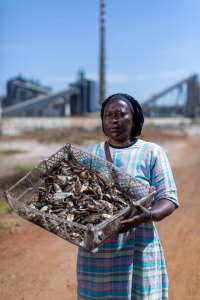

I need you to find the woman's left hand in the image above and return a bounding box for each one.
[118,203,152,233]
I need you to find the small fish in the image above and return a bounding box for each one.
[53,183,62,193]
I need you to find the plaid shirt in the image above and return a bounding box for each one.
[77,139,178,299]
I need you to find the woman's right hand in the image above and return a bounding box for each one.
[118,202,153,233]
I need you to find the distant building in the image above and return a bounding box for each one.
[69,71,98,114]
[2,71,98,117]
[3,75,51,107]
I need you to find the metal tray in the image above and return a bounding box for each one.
[5,143,155,252]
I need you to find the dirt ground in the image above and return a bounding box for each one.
[0,127,200,300]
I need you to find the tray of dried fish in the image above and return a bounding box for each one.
[5,143,155,252]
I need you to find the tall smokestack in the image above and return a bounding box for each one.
[99,0,106,104]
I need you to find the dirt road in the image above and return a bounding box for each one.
[0,134,200,300]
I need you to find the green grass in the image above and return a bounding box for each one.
[0,217,21,230]
[0,163,36,231]
[0,200,12,213]
[0,149,27,155]
[0,163,34,207]
[13,163,34,174]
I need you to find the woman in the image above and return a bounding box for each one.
[77,93,179,300]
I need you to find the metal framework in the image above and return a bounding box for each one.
[142,74,200,117]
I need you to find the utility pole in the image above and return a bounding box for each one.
[99,0,106,104]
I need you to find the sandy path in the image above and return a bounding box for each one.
[0,136,200,300]
[0,217,77,300]
[157,138,200,300]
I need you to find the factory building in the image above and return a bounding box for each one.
[2,72,98,117]
[3,75,51,108]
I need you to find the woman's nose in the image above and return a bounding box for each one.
[111,117,118,124]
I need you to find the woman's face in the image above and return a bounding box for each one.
[102,99,134,145]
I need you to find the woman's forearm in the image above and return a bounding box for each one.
[150,199,177,222]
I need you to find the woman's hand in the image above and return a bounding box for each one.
[118,203,152,233]
[118,199,176,233]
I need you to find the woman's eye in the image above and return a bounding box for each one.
[105,113,112,118]
[117,112,125,118]
[105,111,126,118]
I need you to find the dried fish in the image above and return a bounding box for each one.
[18,155,131,247]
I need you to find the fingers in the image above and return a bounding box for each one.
[132,202,147,212]
[118,202,152,233]
[120,209,151,226]
[120,203,144,224]
[118,224,130,233]
[120,216,141,234]
[120,214,141,225]
[118,215,141,233]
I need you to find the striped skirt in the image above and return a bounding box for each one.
[77,223,168,300]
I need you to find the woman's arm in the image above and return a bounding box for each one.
[119,199,176,232]
[120,144,178,232]
[149,199,176,221]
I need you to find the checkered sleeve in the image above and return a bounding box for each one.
[150,145,179,207]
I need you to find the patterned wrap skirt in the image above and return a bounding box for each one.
[77,223,168,300]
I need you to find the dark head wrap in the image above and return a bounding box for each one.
[100,93,144,139]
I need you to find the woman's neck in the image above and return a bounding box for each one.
[108,138,137,148]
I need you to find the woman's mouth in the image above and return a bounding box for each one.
[109,127,119,132]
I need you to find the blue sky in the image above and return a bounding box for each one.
[1,0,200,102]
